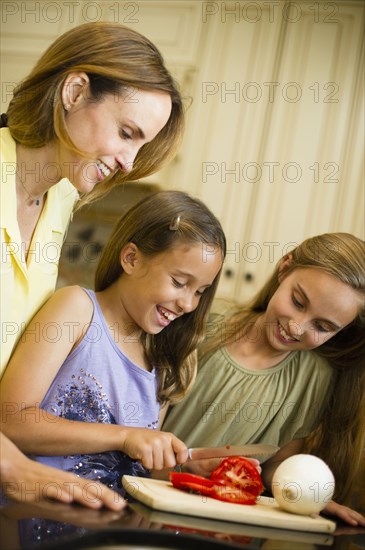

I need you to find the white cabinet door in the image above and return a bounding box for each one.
[170,1,364,302]
[0,1,201,111]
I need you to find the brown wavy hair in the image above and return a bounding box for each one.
[5,22,185,206]
[95,190,226,404]
[201,233,365,504]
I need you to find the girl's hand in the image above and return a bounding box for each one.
[121,428,188,470]
[323,500,365,526]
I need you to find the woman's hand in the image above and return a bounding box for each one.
[323,500,365,526]
[0,432,125,511]
[120,428,188,470]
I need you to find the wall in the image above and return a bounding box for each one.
[1,0,364,300]
[170,1,364,301]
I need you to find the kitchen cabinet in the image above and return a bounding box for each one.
[166,1,364,302]
[1,1,363,302]
[0,1,201,111]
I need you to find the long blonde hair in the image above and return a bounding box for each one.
[201,233,365,503]
[6,22,184,206]
[95,190,226,404]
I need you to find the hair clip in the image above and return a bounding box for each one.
[0,113,8,127]
[169,215,181,231]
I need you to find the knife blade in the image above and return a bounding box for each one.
[188,444,279,462]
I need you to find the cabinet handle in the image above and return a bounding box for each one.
[244,273,254,282]
[224,268,234,278]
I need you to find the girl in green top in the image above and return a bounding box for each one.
[163,232,365,526]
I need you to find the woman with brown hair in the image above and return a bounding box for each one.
[0,21,184,375]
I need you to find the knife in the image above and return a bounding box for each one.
[188,444,279,462]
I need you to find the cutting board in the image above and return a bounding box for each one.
[122,476,336,534]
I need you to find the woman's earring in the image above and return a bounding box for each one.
[64,104,71,112]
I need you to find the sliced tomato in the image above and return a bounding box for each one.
[211,481,257,504]
[169,472,215,496]
[211,456,264,497]
[169,457,264,505]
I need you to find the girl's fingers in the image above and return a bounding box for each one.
[324,501,365,526]
[172,437,189,465]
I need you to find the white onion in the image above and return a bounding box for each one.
[272,454,335,515]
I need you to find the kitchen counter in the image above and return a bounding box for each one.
[1,497,364,550]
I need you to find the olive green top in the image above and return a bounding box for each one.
[163,305,335,449]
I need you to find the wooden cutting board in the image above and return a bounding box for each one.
[122,476,336,534]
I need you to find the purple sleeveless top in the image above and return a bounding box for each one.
[32,288,160,493]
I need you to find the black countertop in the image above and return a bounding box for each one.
[1,498,365,550]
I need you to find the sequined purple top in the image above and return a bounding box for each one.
[32,288,160,494]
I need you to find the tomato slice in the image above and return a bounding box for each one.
[211,456,264,497]
[169,457,264,505]
[210,482,257,504]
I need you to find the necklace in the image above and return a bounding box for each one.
[16,169,42,206]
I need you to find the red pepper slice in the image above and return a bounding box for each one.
[169,472,215,496]
[169,457,264,505]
